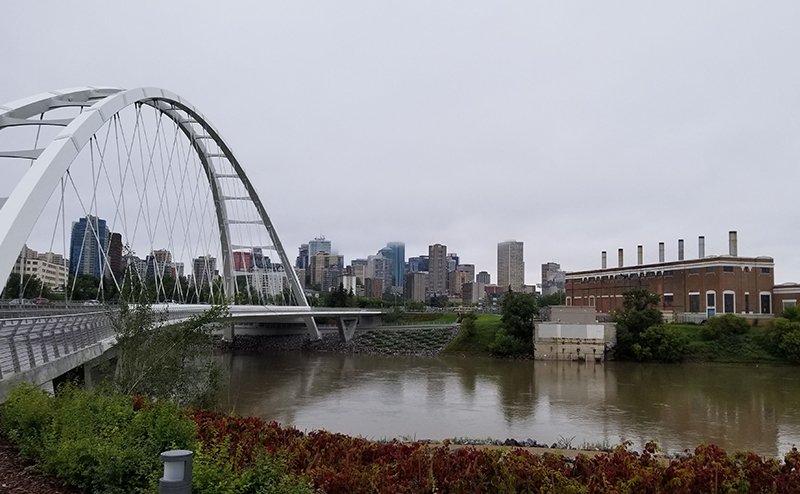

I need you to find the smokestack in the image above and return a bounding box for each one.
[637,245,643,265]
[729,231,738,256]
[601,251,607,269]
[678,239,684,261]
[699,236,705,258]
[618,248,624,268]
[659,242,665,263]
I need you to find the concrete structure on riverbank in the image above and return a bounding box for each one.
[534,306,616,361]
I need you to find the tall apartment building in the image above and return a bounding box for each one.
[13,245,68,288]
[70,215,109,278]
[192,255,217,287]
[448,264,475,296]
[497,240,524,292]
[404,272,427,302]
[542,262,566,296]
[309,252,344,288]
[366,254,393,292]
[476,271,491,284]
[427,244,448,296]
[350,259,368,285]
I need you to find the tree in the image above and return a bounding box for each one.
[611,289,663,360]
[459,311,478,338]
[701,314,751,340]
[2,273,50,299]
[500,289,537,346]
[537,291,566,308]
[111,303,228,408]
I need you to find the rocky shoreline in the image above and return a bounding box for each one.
[227,326,460,357]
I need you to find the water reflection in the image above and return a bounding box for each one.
[220,352,800,456]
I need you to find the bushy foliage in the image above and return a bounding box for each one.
[488,327,530,356]
[763,317,800,363]
[112,303,228,408]
[632,324,687,363]
[189,410,800,494]
[702,313,751,340]
[1,384,196,494]
[458,312,477,338]
[612,289,663,360]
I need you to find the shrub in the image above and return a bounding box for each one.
[1,384,196,494]
[488,328,529,356]
[763,317,800,362]
[1,384,55,458]
[632,324,687,363]
[702,314,751,340]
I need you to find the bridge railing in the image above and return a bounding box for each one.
[0,311,114,379]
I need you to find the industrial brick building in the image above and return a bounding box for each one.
[565,232,777,321]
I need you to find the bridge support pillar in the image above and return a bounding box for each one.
[303,316,321,341]
[336,317,359,343]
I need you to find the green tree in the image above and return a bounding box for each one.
[459,311,478,338]
[112,303,228,408]
[2,273,50,299]
[500,289,537,349]
[537,291,566,308]
[611,289,663,360]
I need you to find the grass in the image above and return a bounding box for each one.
[671,323,782,364]
[443,314,503,354]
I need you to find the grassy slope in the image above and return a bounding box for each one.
[443,314,503,354]
[671,324,781,364]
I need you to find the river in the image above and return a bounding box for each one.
[219,352,800,457]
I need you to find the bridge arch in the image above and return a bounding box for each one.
[0,87,315,335]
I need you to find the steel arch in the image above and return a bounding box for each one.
[0,87,318,337]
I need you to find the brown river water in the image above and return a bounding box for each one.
[219,352,800,457]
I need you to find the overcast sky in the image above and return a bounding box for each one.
[2,1,800,284]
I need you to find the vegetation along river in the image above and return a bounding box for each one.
[219,352,800,457]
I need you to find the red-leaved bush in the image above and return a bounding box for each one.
[188,409,800,493]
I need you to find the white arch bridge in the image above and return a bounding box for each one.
[0,87,385,396]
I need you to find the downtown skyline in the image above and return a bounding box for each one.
[2,3,800,285]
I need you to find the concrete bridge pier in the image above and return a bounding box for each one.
[336,317,359,342]
[223,322,235,341]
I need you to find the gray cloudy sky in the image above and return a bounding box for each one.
[2,1,800,284]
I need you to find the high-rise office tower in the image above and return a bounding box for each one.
[296,244,309,270]
[384,242,405,289]
[308,236,331,256]
[70,215,109,278]
[497,240,524,292]
[428,244,448,295]
[476,271,491,284]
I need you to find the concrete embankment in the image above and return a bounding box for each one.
[228,325,460,357]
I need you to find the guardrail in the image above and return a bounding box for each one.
[0,310,114,379]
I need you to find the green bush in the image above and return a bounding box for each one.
[763,317,800,363]
[193,444,315,494]
[1,384,196,494]
[702,314,751,340]
[632,324,687,363]
[1,384,55,458]
[488,328,529,356]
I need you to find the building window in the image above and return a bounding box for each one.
[689,268,700,275]
[783,300,797,310]
[706,267,715,274]
[689,293,700,313]
[744,267,750,273]
[589,295,595,307]
[745,293,750,313]
[761,267,771,274]
[723,266,734,273]
[760,292,771,314]
[663,294,674,308]
[663,270,673,276]
[566,296,572,306]
[723,291,735,313]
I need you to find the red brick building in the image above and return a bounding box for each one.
[565,233,776,320]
